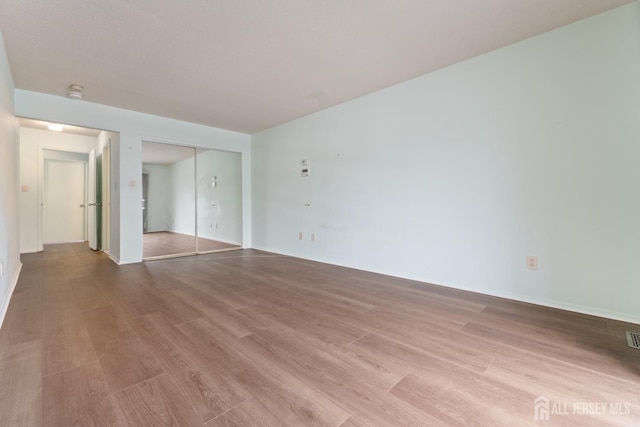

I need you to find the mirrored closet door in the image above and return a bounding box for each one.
[196,148,242,254]
[142,142,196,259]
[142,141,242,260]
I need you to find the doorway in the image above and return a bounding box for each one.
[17,118,115,256]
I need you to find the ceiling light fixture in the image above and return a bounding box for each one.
[48,123,63,131]
[67,84,84,99]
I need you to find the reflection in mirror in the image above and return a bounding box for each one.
[196,149,242,253]
[142,141,196,259]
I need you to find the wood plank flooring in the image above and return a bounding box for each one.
[143,231,240,258]
[1,242,639,426]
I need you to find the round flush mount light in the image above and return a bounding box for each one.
[67,84,84,99]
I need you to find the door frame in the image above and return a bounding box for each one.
[102,142,111,254]
[95,152,103,250]
[37,147,89,250]
[88,148,97,250]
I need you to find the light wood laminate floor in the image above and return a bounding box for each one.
[1,243,639,426]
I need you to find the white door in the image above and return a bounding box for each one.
[44,159,86,243]
[88,149,97,249]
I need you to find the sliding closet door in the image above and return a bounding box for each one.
[142,141,196,259]
[196,149,242,253]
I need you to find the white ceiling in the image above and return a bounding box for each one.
[0,0,632,134]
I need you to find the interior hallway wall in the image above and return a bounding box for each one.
[0,29,20,327]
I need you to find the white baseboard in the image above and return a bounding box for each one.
[249,245,640,325]
[0,262,23,330]
[478,290,640,325]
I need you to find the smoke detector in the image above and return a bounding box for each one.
[67,84,84,99]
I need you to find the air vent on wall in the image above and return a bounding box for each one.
[625,331,640,349]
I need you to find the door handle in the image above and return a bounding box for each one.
[89,203,96,206]
[80,204,85,208]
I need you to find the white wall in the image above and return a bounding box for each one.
[197,150,243,245]
[252,4,640,323]
[15,91,251,264]
[0,29,20,327]
[19,127,97,253]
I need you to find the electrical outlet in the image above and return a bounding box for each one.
[298,232,303,240]
[311,233,316,242]
[526,256,538,270]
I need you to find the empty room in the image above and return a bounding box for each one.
[0,1,639,426]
